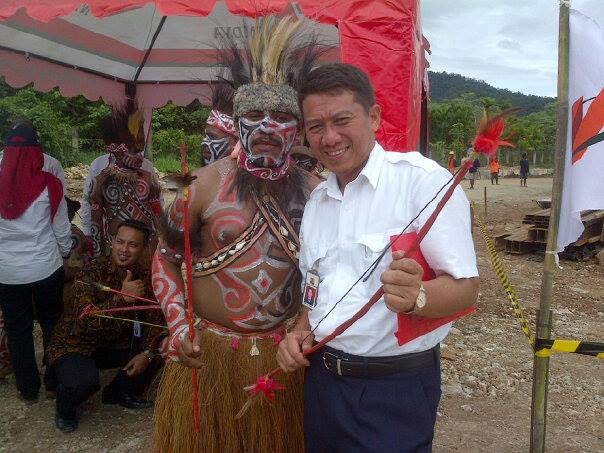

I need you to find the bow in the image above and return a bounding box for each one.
[180,143,202,432]
[238,107,518,414]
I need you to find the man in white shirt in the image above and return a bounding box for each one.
[277,64,479,452]
[0,120,72,403]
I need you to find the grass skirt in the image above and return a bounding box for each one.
[153,329,304,452]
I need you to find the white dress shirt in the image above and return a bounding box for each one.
[301,143,478,356]
[0,154,73,284]
[80,154,158,235]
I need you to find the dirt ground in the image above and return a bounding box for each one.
[0,174,602,452]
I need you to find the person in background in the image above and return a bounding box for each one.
[64,197,92,277]
[81,149,155,238]
[447,150,456,175]
[47,220,166,433]
[85,109,162,258]
[0,119,72,403]
[201,82,238,166]
[0,311,12,379]
[520,152,530,187]
[468,157,480,189]
[489,157,500,185]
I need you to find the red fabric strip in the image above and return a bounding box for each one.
[391,232,474,346]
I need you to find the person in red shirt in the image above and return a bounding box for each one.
[489,157,500,185]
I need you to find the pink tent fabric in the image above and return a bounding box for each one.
[0,1,417,23]
[0,1,427,151]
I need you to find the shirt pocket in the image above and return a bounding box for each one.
[354,233,391,291]
[303,241,331,275]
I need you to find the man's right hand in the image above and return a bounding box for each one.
[121,270,144,302]
[276,330,314,373]
[177,329,204,368]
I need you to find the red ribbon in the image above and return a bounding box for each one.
[78,303,161,320]
[245,375,285,402]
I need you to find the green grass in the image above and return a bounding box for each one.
[152,154,182,173]
[58,149,105,167]
[60,149,203,173]
[152,151,203,173]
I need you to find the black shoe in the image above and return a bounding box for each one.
[101,391,153,409]
[18,393,39,405]
[55,412,78,433]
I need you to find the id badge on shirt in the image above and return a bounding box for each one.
[133,321,142,338]
[302,268,320,310]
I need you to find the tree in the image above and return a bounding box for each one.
[429,93,555,168]
[0,78,211,169]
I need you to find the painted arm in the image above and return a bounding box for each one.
[152,189,203,361]
[152,248,188,361]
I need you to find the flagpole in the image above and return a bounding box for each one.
[530,1,570,452]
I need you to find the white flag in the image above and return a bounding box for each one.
[557,10,604,252]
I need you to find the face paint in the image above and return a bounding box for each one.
[202,136,231,165]
[237,114,298,181]
[207,109,237,136]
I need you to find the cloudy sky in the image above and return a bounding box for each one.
[421,0,604,97]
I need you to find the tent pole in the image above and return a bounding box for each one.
[133,16,167,83]
[530,2,569,452]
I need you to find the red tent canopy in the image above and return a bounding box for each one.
[0,0,428,151]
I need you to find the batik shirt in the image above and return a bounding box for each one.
[47,257,166,365]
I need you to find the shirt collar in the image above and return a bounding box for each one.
[359,141,384,189]
[323,141,384,200]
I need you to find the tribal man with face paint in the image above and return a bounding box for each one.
[201,83,238,166]
[151,17,322,453]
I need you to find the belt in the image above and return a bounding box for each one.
[321,345,439,377]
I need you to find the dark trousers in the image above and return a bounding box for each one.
[53,348,161,419]
[491,172,499,184]
[0,267,65,399]
[304,347,441,453]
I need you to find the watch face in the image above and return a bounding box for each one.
[416,287,427,309]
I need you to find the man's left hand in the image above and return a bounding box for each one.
[123,352,152,376]
[381,250,424,313]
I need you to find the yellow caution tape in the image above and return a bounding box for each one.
[535,339,604,358]
[476,213,535,346]
[475,210,603,359]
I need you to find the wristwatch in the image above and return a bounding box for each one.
[412,284,427,313]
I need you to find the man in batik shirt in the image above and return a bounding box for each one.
[48,220,166,433]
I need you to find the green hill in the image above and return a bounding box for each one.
[428,71,554,114]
